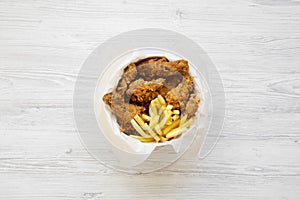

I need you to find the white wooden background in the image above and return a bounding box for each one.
[1,0,300,199]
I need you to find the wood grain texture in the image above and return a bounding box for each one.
[0,0,300,199]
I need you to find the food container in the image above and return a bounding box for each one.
[73,29,225,173]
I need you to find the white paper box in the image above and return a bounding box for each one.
[94,49,208,167]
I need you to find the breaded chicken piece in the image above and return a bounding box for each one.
[116,62,137,94]
[126,78,165,103]
[184,94,200,117]
[102,91,145,135]
[103,92,112,106]
[122,63,137,84]
[164,74,183,89]
[134,56,169,66]
[115,103,146,135]
[136,59,189,80]
[165,78,194,110]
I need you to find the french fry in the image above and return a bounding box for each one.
[130,135,155,142]
[149,115,159,129]
[154,124,163,135]
[159,110,172,129]
[172,114,179,121]
[166,116,173,125]
[157,105,166,116]
[142,114,151,121]
[166,121,172,126]
[158,106,164,115]
[166,105,173,110]
[130,119,150,138]
[130,95,194,143]
[144,124,160,142]
[155,104,162,115]
[166,127,188,139]
[151,98,160,106]
[166,127,179,138]
[173,110,180,115]
[159,135,168,141]
[149,102,157,117]
[162,119,180,135]
[181,118,194,129]
[134,114,146,129]
[157,95,166,105]
[180,114,187,126]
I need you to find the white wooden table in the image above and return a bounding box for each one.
[1,0,299,199]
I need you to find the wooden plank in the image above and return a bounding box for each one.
[0,0,299,199]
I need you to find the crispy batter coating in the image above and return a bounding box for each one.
[102,92,112,106]
[115,104,146,135]
[184,94,201,117]
[165,78,194,110]
[136,59,189,80]
[126,78,165,103]
[102,91,145,135]
[134,56,169,66]
[115,63,137,94]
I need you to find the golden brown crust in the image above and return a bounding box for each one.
[134,56,169,66]
[184,94,201,117]
[165,78,194,110]
[126,78,165,104]
[136,59,189,80]
[102,92,112,106]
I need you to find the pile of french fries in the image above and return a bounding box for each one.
[130,95,194,142]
